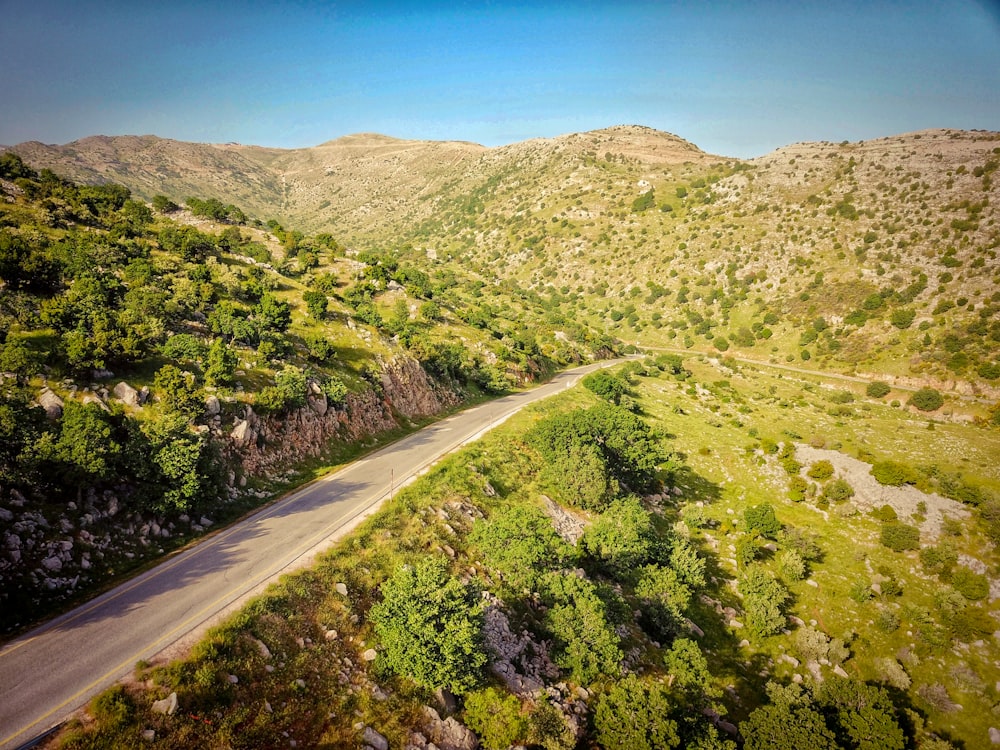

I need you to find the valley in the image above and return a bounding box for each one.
[0,125,998,749]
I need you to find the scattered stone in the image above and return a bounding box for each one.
[0,507,12,522]
[228,674,239,684]
[336,582,349,597]
[990,727,1000,744]
[41,556,62,572]
[729,619,744,629]
[199,516,213,528]
[806,579,819,587]
[152,692,178,715]
[294,678,306,689]
[362,649,378,662]
[363,726,390,750]
[264,701,273,713]
[324,629,338,641]
[142,729,155,742]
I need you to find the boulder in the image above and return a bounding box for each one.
[113,381,140,406]
[362,649,378,662]
[205,395,221,416]
[990,727,1000,744]
[231,419,255,446]
[151,692,178,715]
[38,389,63,419]
[335,582,348,597]
[363,727,389,750]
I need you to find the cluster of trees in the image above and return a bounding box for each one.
[525,403,677,510]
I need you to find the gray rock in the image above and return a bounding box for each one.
[990,727,1000,744]
[227,674,239,684]
[152,692,178,715]
[362,649,378,661]
[41,556,62,572]
[363,727,389,750]
[142,729,155,742]
[308,394,328,416]
[231,419,254,446]
[38,389,63,419]
[335,582,348,597]
[138,386,150,404]
[833,664,849,678]
[0,507,12,522]
[205,395,221,416]
[113,381,140,406]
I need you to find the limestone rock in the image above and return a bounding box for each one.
[363,727,389,750]
[142,729,155,741]
[152,692,178,715]
[38,389,63,419]
[990,727,1000,744]
[362,648,378,661]
[113,381,140,406]
[231,419,255,446]
[335,582,348,597]
[205,395,221,416]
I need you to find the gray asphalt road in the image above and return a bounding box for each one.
[0,360,618,749]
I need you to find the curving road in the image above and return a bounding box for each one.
[0,360,622,750]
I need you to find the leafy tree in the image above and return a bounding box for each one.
[635,564,693,639]
[908,388,943,412]
[744,503,781,538]
[866,381,891,398]
[815,678,905,750]
[528,697,576,750]
[253,293,292,333]
[777,549,806,582]
[204,338,238,387]
[470,503,572,592]
[663,638,718,704]
[463,688,529,750]
[304,333,334,362]
[0,390,47,485]
[369,557,485,694]
[582,496,663,578]
[151,194,179,213]
[161,333,206,364]
[738,564,789,638]
[302,289,328,319]
[595,675,679,750]
[543,572,623,683]
[582,370,630,404]
[742,683,836,750]
[153,364,201,417]
[53,401,121,497]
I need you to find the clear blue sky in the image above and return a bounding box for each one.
[1,0,998,157]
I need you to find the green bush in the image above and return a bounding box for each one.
[463,688,529,750]
[951,567,990,600]
[745,503,781,537]
[593,675,679,750]
[908,387,944,412]
[880,522,920,552]
[866,381,891,398]
[582,370,630,405]
[871,461,917,486]
[807,460,834,480]
[822,478,854,502]
[471,503,572,592]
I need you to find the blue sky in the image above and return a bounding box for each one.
[1,0,998,157]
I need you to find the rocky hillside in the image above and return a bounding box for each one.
[6,125,1000,388]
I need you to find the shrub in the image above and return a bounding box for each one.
[871,461,917,486]
[909,388,944,411]
[472,503,572,592]
[788,475,809,502]
[951,567,990,600]
[822,478,854,502]
[582,370,630,405]
[866,381,891,398]
[880,522,920,552]
[745,503,781,538]
[463,688,529,750]
[890,308,915,329]
[807,460,834,480]
[739,564,789,639]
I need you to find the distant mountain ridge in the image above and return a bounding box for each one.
[3,125,718,235]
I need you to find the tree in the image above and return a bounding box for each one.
[253,293,292,333]
[369,557,485,694]
[866,381,891,398]
[543,573,623,683]
[153,364,201,417]
[582,370,630,404]
[470,503,572,592]
[594,675,679,750]
[739,564,788,638]
[463,688,529,750]
[635,564,693,639]
[581,496,663,578]
[204,338,238,387]
[302,290,328,319]
[744,503,781,538]
[663,638,718,704]
[742,683,836,750]
[815,678,905,750]
[908,388,943,412]
[54,401,121,498]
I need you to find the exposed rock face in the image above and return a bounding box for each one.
[228,358,459,476]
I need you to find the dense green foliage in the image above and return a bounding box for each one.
[369,557,486,694]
